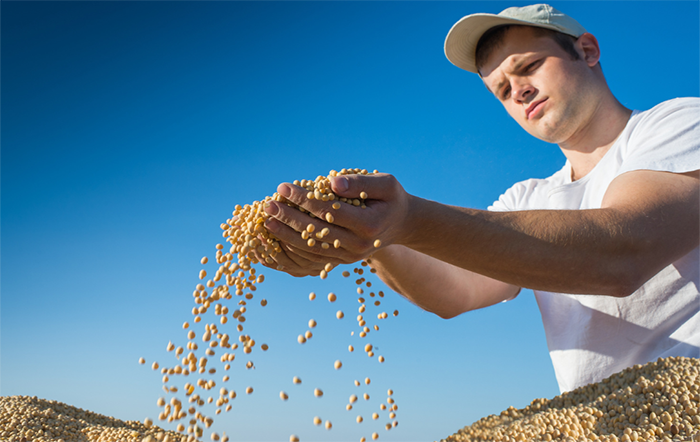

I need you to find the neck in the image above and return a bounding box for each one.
[560,94,632,181]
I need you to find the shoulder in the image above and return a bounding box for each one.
[620,98,700,149]
[488,165,570,212]
[630,97,700,129]
[616,97,700,177]
[647,97,700,110]
[626,97,700,145]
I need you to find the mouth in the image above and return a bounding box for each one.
[526,98,548,120]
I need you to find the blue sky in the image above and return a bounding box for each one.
[2,1,698,441]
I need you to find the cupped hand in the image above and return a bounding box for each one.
[259,173,411,276]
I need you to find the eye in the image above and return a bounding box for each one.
[501,85,511,100]
[524,59,541,73]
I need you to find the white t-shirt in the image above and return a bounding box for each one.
[489,97,700,393]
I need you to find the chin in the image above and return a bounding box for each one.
[523,125,558,143]
[528,117,569,144]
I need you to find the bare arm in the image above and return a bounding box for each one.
[262,169,698,313]
[262,207,520,317]
[370,245,520,319]
[398,169,698,296]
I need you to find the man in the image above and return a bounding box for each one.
[260,4,699,393]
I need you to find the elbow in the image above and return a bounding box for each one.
[433,304,472,319]
[435,310,460,320]
[429,295,474,319]
[599,265,653,298]
[605,283,638,298]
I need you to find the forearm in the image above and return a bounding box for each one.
[399,196,690,297]
[370,245,520,318]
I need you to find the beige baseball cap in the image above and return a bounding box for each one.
[444,4,587,73]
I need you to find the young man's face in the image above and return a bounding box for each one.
[480,26,599,145]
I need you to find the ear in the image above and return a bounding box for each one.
[576,33,601,67]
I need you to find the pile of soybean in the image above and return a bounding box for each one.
[2,356,697,442]
[442,356,700,442]
[0,395,184,442]
[140,168,399,441]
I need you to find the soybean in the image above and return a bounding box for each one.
[443,356,700,442]
[134,168,406,441]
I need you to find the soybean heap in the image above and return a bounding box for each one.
[2,357,698,441]
[442,356,700,442]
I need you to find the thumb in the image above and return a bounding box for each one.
[329,173,399,201]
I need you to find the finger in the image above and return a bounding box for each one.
[279,243,325,271]
[283,175,403,241]
[269,184,380,247]
[266,216,367,262]
[265,198,333,237]
[327,173,408,247]
[272,186,365,241]
[272,183,336,224]
[259,246,321,278]
[276,248,321,277]
[267,177,402,256]
[280,241,358,267]
[263,207,328,251]
[262,216,338,261]
[329,173,400,201]
[248,234,309,274]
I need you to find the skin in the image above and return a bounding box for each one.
[480,27,632,180]
[260,26,700,319]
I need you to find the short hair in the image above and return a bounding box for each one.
[475,25,581,75]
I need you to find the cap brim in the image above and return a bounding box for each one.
[444,13,562,74]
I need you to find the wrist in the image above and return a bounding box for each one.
[392,193,423,249]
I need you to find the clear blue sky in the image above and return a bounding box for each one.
[2,1,698,441]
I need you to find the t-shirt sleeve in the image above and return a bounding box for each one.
[618,97,700,177]
[487,178,539,212]
[488,190,514,212]
[488,174,569,212]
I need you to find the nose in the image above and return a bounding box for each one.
[511,80,535,103]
